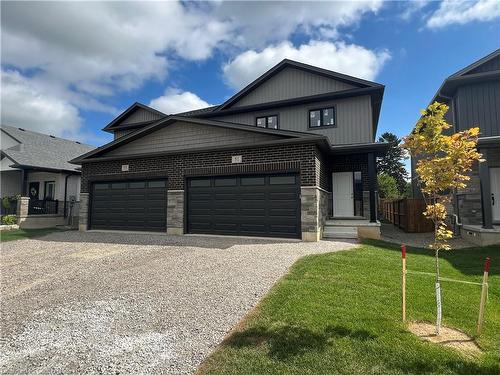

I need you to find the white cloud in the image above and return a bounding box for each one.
[1,1,386,136]
[400,1,430,21]
[149,88,211,115]
[1,69,83,138]
[426,0,500,28]
[223,40,390,89]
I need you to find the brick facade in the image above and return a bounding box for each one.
[79,142,376,240]
[81,142,319,192]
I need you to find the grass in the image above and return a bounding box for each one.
[0,228,62,242]
[199,240,500,375]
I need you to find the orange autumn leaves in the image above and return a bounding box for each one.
[402,102,482,251]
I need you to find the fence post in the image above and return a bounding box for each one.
[402,244,407,323]
[477,257,490,336]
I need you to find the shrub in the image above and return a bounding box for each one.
[1,215,17,225]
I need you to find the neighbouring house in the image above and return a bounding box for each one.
[71,59,388,241]
[0,125,94,228]
[411,49,500,246]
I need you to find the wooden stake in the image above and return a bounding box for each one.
[477,257,490,336]
[402,244,407,323]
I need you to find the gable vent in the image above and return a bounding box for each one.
[18,128,25,131]
[49,135,56,138]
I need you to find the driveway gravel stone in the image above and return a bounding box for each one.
[0,231,356,374]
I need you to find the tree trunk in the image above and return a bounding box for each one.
[435,248,442,335]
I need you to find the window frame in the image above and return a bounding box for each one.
[308,106,336,129]
[43,181,56,200]
[255,114,279,129]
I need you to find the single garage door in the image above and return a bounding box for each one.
[187,173,300,238]
[90,179,167,231]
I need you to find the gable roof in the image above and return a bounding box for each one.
[1,124,94,172]
[71,116,327,163]
[102,102,167,133]
[433,49,500,103]
[217,59,384,111]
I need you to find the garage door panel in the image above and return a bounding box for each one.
[90,179,167,232]
[187,174,300,238]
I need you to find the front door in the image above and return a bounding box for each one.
[332,172,354,217]
[490,168,500,222]
[28,182,40,200]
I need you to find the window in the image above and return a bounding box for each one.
[256,115,279,129]
[94,183,109,190]
[190,179,210,187]
[241,176,265,186]
[215,177,237,187]
[148,180,166,188]
[111,182,127,189]
[44,181,55,199]
[309,107,335,128]
[129,181,146,188]
[269,175,296,185]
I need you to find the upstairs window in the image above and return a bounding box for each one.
[309,107,336,128]
[256,115,278,129]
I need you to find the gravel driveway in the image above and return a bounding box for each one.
[0,231,356,374]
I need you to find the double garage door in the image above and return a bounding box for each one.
[187,174,301,238]
[90,173,300,238]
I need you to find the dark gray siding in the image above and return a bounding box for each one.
[105,121,283,157]
[121,108,164,125]
[113,129,135,140]
[455,80,500,136]
[467,55,500,75]
[232,66,356,108]
[213,95,373,145]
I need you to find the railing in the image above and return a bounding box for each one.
[380,198,434,233]
[0,197,18,215]
[28,199,59,215]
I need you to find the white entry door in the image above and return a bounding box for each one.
[332,172,354,217]
[490,168,500,222]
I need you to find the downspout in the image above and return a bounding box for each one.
[64,174,70,218]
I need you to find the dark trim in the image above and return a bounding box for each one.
[102,102,166,132]
[72,116,326,164]
[184,161,301,179]
[479,149,493,229]
[106,120,160,132]
[449,49,500,78]
[255,114,279,129]
[308,106,336,129]
[217,59,383,111]
[196,87,382,118]
[368,152,377,223]
[330,142,389,156]
[87,171,169,184]
[478,136,500,148]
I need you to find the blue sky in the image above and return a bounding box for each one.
[1,0,499,155]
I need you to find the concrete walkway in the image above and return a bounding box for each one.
[380,222,476,249]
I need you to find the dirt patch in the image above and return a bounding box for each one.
[408,321,482,357]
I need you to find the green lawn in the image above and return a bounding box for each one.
[199,240,500,375]
[0,228,62,242]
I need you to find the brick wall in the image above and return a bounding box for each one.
[81,142,320,192]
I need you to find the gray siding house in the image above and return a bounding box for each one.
[1,125,94,228]
[72,60,388,241]
[411,49,500,245]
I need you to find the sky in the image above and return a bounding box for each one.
[1,0,499,157]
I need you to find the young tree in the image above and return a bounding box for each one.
[402,102,481,334]
[378,132,409,194]
[378,173,400,199]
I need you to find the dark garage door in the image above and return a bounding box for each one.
[90,180,167,232]
[187,174,300,238]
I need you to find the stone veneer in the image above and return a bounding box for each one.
[301,186,330,241]
[167,190,184,235]
[78,193,89,231]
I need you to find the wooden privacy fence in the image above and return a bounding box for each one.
[380,198,434,233]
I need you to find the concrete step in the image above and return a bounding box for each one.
[323,226,358,239]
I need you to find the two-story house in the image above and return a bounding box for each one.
[411,49,500,246]
[71,59,388,241]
